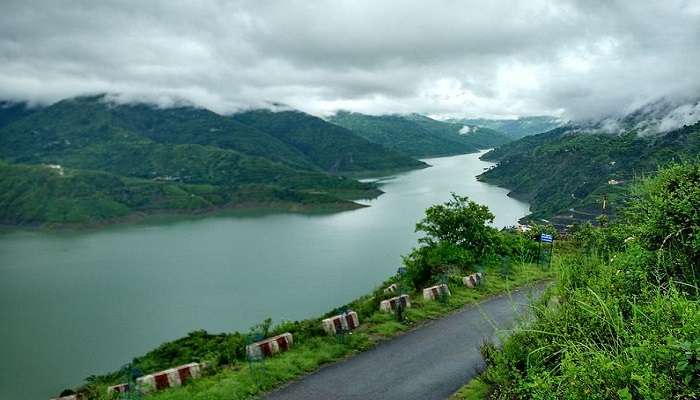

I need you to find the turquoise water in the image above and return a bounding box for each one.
[0,151,529,399]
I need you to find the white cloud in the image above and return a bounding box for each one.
[0,0,698,120]
[459,126,474,135]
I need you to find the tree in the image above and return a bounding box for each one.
[415,193,497,259]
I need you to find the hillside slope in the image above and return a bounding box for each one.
[328,111,510,158]
[0,96,315,169]
[0,98,382,191]
[0,96,421,225]
[478,122,700,226]
[0,101,39,129]
[232,109,426,174]
[0,161,369,225]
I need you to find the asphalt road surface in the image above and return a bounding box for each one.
[264,283,546,400]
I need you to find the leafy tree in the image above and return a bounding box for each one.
[415,193,498,259]
[403,193,500,287]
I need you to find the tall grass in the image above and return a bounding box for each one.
[481,252,700,399]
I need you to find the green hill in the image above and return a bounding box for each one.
[0,95,430,225]
[0,161,370,226]
[478,122,700,226]
[232,109,426,174]
[328,111,511,158]
[0,96,316,169]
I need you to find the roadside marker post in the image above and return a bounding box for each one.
[336,306,350,345]
[539,233,554,269]
[117,363,142,400]
[396,281,406,322]
[437,273,449,304]
[245,332,267,386]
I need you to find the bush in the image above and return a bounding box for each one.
[496,231,540,264]
[403,242,474,288]
[625,162,700,287]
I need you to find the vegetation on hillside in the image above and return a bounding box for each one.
[478,122,700,227]
[0,101,38,129]
[0,95,430,225]
[69,195,553,399]
[0,161,371,225]
[232,109,426,174]
[478,161,700,399]
[329,111,511,157]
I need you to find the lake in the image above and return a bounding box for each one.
[0,151,529,400]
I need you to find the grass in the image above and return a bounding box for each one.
[96,261,554,400]
[450,377,490,400]
[144,335,372,400]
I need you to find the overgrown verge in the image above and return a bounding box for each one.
[450,377,490,400]
[65,194,555,399]
[477,162,700,399]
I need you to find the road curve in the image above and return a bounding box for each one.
[264,283,546,400]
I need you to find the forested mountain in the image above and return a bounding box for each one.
[0,101,39,129]
[451,116,564,139]
[478,122,700,227]
[328,111,510,157]
[0,95,427,225]
[232,109,425,174]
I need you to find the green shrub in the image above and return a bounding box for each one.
[403,242,474,288]
[625,162,700,287]
[416,193,499,259]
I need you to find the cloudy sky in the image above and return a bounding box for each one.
[1,0,698,119]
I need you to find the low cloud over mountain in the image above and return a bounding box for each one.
[1,1,698,120]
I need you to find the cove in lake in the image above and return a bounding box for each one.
[0,151,529,400]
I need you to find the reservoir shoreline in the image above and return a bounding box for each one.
[0,151,529,399]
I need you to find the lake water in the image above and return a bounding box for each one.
[0,151,529,400]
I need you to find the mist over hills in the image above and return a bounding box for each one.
[328,111,511,157]
[448,116,566,139]
[574,97,700,136]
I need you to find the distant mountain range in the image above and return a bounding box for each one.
[328,111,511,157]
[2,95,590,227]
[448,116,565,139]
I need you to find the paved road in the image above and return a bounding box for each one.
[264,284,546,400]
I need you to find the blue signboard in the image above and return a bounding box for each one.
[540,233,553,243]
